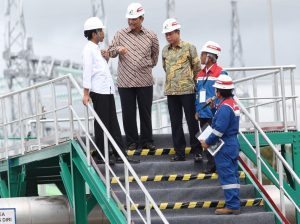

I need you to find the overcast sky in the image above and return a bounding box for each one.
[0,0,300,79]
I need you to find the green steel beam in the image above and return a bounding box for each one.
[0,177,9,198]
[59,155,73,207]
[72,153,88,224]
[71,140,126,224]
[8,165,26,197]
[9,142,71,168]
[239,131,298,146]
[87,194,97,215]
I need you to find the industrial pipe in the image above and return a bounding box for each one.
[0,196,109,224]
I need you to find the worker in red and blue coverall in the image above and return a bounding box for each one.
[200,74,241,215]
[195,41,227,172]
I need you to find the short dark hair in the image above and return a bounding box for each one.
[217,88,233,98]
[84,29,102,40]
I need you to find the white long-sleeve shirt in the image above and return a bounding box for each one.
[82,41,115,94]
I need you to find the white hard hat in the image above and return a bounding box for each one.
[126,3,145,19]
[213,75,234,89]
[84,17,105,31]
[201,41,221,57]
[162,18,181,33]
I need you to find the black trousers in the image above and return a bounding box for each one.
[167,94,201,157]
[118,86,153,146]
[198,118,215,168]
[90,92,125,157]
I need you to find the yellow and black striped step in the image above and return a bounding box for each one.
[125,198,263,211]
[111,171,245,184]
[127,147,192,156]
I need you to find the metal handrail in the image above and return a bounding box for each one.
[224,64,296,71]
[235,96,300,215]
[0,74,169,223]
[68,74,169,223]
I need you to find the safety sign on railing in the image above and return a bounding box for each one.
[0,208,16,224]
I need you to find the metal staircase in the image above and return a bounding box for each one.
[0,75,167,224]
[0,65,299,224]
[107,138,275,224]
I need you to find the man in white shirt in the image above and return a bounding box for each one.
[82,17,139,164]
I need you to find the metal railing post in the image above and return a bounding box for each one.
[104,134,110,198]
[85,106,90,166]
[34,88,41,150]
[273,70,280,122]
[124,165,131,224]
[290,68,298,130]
[279,67,287,132]
[51,83,59,145]
[145,196,151,224]
[252,78,262,183]
[1,99,8,159]
[157,102,162,134]
[67,79,74,140]
[278,160,286,216]
[255,129,262,183]
[252,79,259,122]
[18,93,25,154]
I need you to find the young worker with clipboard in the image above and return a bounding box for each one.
[200,75,241,215]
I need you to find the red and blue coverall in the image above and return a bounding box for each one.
[205,97,241,210]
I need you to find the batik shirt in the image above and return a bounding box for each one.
[162,41,200,95]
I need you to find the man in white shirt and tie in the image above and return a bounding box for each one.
[82,17,139,164]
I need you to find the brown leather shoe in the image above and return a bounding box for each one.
[215,207,240,215]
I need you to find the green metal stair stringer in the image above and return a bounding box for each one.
[8,164,26,197]
[71,140,126,224]
[87,194,98,215]
[59,155,74,207]
[0,177,8,198]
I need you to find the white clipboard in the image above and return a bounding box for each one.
[196,124,224,156]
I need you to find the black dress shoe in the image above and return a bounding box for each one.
[170,155,186,162]
[204,165,216,174]
[93,156,104,164]
[194,153,203,163]
[116,156,140,164]
[142,142,156,151]
[93,155,115,165]
[127,143,138,150]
